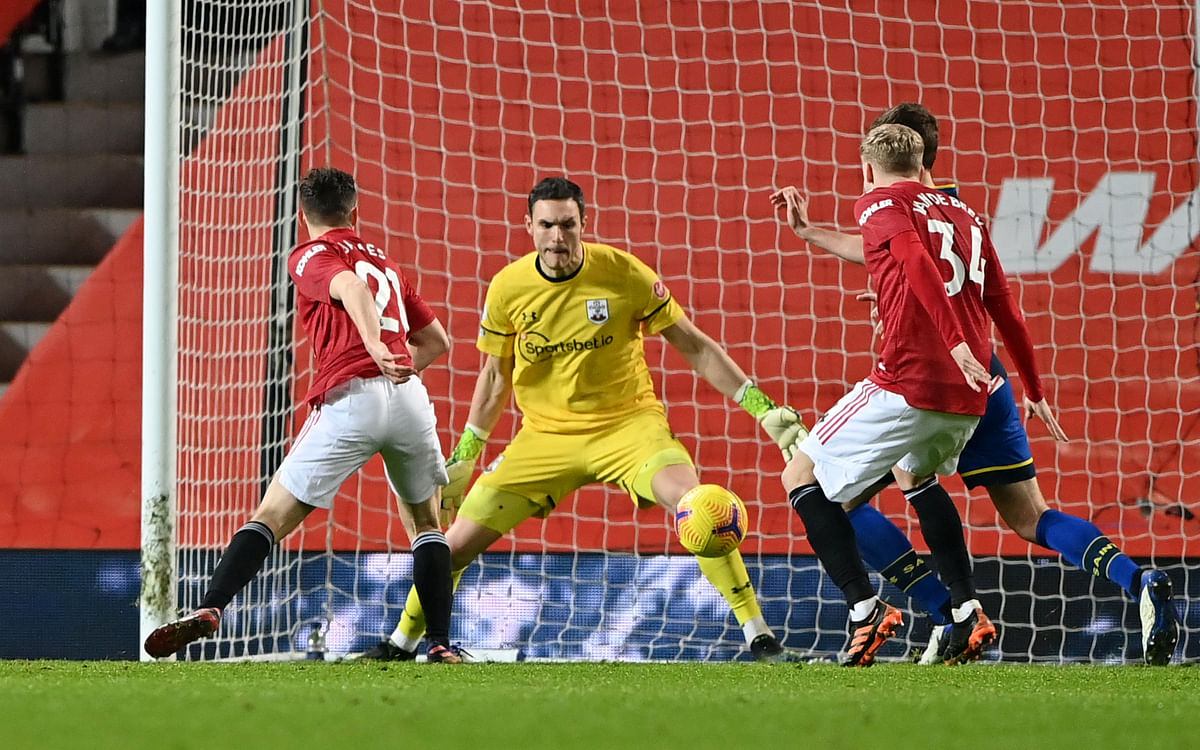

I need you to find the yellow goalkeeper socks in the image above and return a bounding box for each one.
[696,549,766,639]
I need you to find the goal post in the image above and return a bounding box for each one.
[139,0,181,661]
[151,0,1199,663]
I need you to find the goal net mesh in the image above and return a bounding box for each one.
[172,0,1198,662]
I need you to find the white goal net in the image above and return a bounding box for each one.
[162,0,1198,663]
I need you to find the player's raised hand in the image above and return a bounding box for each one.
[949,342,991,392]
[1024,397,1069,442]
[769,186,812,236]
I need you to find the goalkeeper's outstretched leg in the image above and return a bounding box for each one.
[649,462,802,663]
[364,459,802,663]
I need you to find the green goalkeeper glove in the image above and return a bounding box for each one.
[440,424,488,525]
[735,381,808,461]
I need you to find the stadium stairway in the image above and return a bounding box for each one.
[0,38,142,397]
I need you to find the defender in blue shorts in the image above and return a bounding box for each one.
[773,102,1179,666]
[956,355,1037,487]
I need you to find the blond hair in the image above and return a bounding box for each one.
[860,124,923,177]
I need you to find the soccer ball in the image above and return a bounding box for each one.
[674,484,748,558]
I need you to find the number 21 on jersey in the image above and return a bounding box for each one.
[355,260,411,333]
[928,220,985,297]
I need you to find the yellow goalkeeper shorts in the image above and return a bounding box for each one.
[457,409,694,534]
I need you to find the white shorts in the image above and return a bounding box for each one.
[799,379,980,504]
[276,375,448,509]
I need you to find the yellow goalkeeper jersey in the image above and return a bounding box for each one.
[477,241,686,433]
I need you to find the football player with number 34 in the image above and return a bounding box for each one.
[359,176,806,663]
[777,123,1049,667]
[772,103,1179,667]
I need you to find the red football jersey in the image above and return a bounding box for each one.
[854,180,1012,416]
[288,227,435,404]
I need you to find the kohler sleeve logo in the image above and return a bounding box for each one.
[992,172,1193,275]
[294,243,326,276]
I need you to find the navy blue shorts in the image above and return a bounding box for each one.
[954,354,1036,488]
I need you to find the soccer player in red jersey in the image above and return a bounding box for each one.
[774,102,1179,666]
[144,167,462,663]
[780,124,1053,665]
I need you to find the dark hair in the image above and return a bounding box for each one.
[528,176,585,219]
[299,167,357,226]
[871,102,939,169]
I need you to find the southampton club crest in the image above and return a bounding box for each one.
[586,298,609,325]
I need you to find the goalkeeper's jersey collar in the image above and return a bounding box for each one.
[534,248,585,283]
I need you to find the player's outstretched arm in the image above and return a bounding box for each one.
[406,318,450,372]
[770,185,866,264]
[329,270,414,384]
[462,353,514,436]
[440,353,515,522]
[660,317,806,458]
[982,287,1068,442]
[976,227,1067,441]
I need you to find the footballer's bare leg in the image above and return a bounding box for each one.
[985,478,1047,543]
[249,475,317,539]
[649,462,700,512]
[444,515,504,570]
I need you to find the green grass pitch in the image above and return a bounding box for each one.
[1,661,1196,749]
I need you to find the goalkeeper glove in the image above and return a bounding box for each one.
[734,381,808,461]
[440,424,488,525]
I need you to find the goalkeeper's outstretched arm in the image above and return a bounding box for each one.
[659,316,751,397]
[659,317,806,458]
[462,353,515,436]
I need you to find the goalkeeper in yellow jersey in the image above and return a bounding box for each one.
[360,176,806,662]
